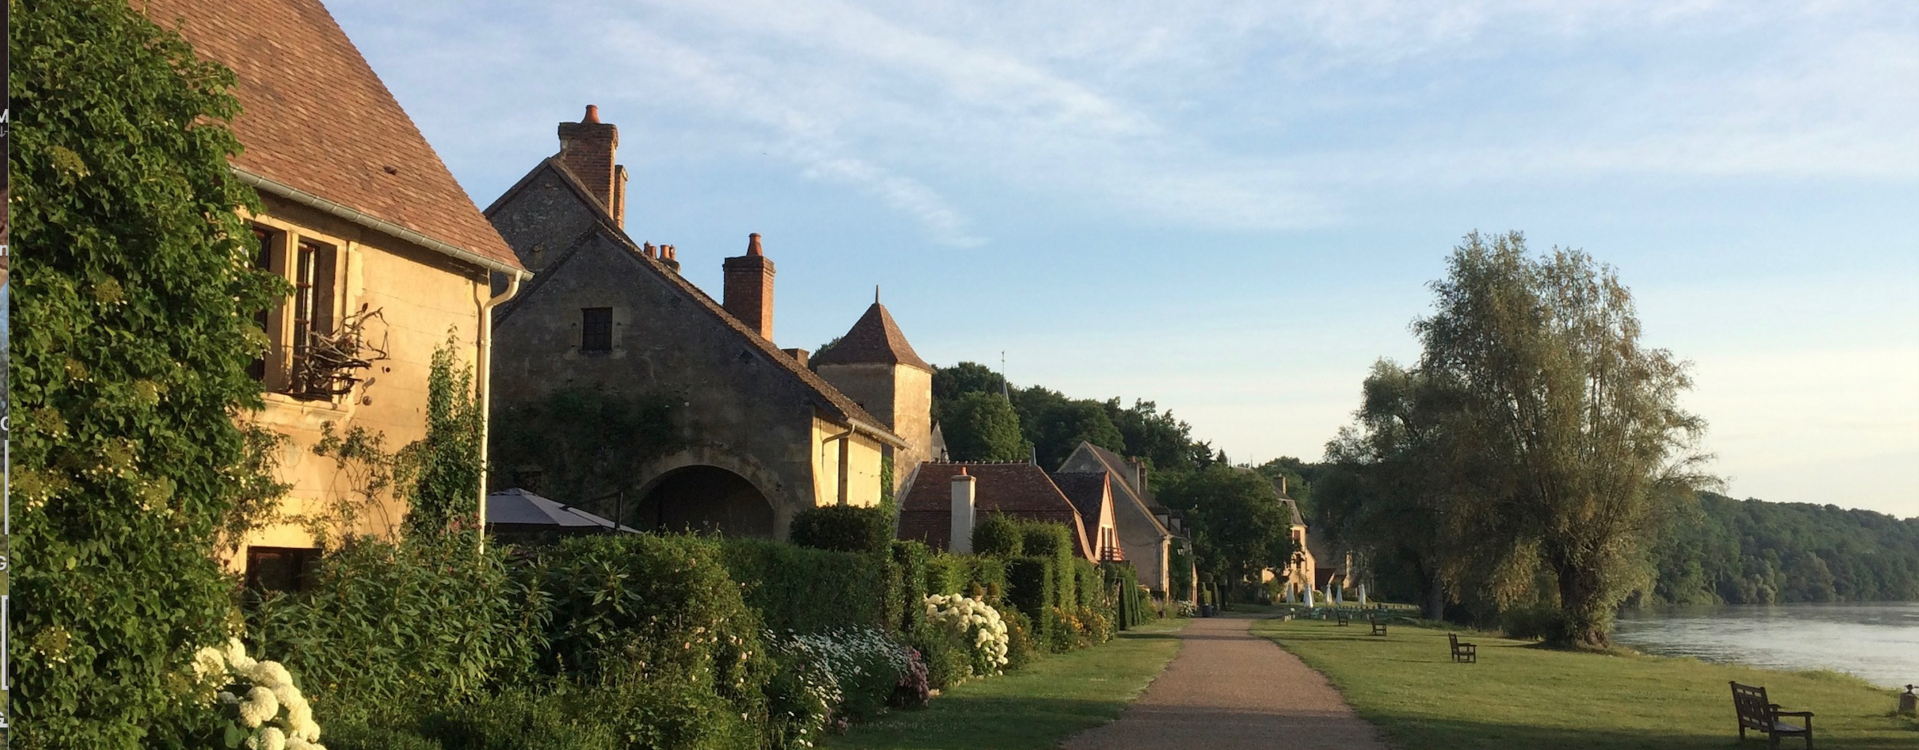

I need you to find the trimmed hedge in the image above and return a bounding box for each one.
[925,552,1009,601]
[971,514,1023,557]
[891,540,932,633]
[1103,563,1150,630]
[789,505,892,554]
[721,538,893,634]
[1004,556,1059,651]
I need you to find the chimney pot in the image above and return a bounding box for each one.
[583,104,600,123]
[557,108,624,227]
[723,235,777,341]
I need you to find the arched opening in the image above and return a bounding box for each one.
[633,465,775,538]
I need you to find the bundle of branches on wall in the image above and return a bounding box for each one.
[291,305,389,400]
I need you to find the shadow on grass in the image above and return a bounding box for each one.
[824,696,1139,750]
[1365,715,1914,750]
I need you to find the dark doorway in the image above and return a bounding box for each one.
[634,466,774,538]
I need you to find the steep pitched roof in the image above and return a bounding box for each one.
[1277,497,1307,527]
[144,0,521,270]
[1059,441,1177,539]
[1050,472,1111,528]
[488,159,902,446]
[810,302,931,372]
[898,463,1093,560]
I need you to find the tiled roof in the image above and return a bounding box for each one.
[898,463,1093,560]
[489,159,901,445]
[1059,441,1177,539]
[810,302,931,372]
[1277,496,1306,527]
[143,0,521,270]
[1050,472,1111,528]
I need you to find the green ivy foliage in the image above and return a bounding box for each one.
[8,1,290,747]
[404,340,484,536]
[249,534,550,728]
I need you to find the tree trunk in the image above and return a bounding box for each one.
[1555,562,1612,648]
[1424,570,1447,621]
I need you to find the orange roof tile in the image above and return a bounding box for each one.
[142,0,521,270]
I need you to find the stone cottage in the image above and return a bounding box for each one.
[1057,442,1187,597]
[484,108,929,539]
[897,462,1098,562]
[142,0,531,588]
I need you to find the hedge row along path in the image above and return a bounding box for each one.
[1064,613,1388,750]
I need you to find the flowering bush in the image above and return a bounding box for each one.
[196,638,326,750]
[763,627,920,748]
[924,594,1009,677]
[1176,600,1199,617]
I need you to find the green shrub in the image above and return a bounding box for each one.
[11,0,295,745]
[926,553,967,597]
[1103,563,1149,630]
[905,621,971,690]
[971,514,1024,557]
[926,552,1010,603]
[891,541,932,633]
[1019,521,1074,561]
[422,686,621,750]
[422,677,757,750]
[789,505,892,554]
[533,535,770,732]
[721,538,891,633]
[324,721,446,750]
[251,534,548,727]
[1004,556,1060,652]
[1000,608,1040,671]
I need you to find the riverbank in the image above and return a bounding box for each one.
[1255,617,1918,749]
[822,617,1189,750]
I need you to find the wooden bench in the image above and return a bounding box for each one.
[1730,681,1813,749]
[1369,614,1388,636]
[1448,632,1477,663]
[1335,610,1350,626]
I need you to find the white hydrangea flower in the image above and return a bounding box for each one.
[258,726,288,750]
[193,646,228,681]
[238,686,279,728]
[225,637,258,673]
[250,660,293,689]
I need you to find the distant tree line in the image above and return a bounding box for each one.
[1647,492,1919,605]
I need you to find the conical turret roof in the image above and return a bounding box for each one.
[812,301,931,372]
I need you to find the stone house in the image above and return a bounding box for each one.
[897,462,1098,562]
[1275,483,1317,600]
[1051,472,1121,563]
[1057,442,1187,597]
[484,108,928,539]
[143,0,530,587]
[810,298,935,496]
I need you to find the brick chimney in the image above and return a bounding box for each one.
[723,233,775,340]
[556,105,628,227]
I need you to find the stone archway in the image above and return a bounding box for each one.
[631,447,784,538]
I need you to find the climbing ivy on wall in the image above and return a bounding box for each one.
[403,338,485,536]
[8,0,290,746]
[489,386,679,520]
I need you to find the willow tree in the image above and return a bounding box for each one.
[1416,231,1710,647]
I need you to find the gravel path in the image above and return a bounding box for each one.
[1062,614,1390,750]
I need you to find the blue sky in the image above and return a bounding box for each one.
[328,0,1918,517]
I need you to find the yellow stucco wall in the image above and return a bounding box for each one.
[228,199,490,568]
[809,415,887,508]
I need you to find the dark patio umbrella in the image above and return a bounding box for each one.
[485,488,640,537]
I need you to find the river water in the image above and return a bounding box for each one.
[1612,602,1919,689]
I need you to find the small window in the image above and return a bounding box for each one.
[244,546,322,592]
[289,239,338,394]
[581,307,613,352]
[248,227,278,382]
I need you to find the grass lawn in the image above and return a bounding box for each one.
[822,617,1189,750]
[1254,616,1919,750]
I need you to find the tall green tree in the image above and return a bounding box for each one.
[1011,386,1125,469]
[1319,361,1457,619]
[1156,465,1295,598]
[9,0,289,745]
[1414,231,1710,647]
[942,391,1030,462]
